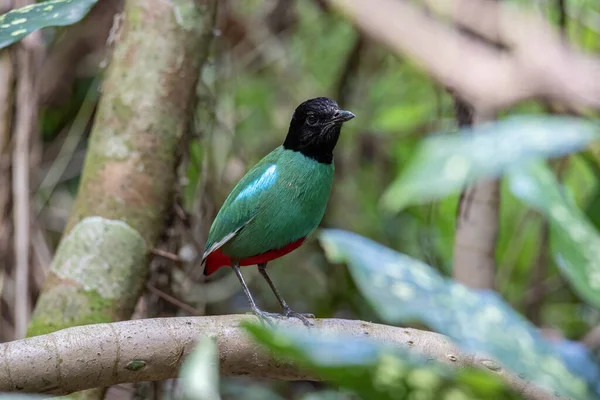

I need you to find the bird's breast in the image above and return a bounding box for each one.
[222,156,334,258]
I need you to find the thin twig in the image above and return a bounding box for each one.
[524,222,549,324]
[12,9,43,338]
[556,0,567,34]
[521,276,563,307]
[36,79,99,213]
[145,283,200,316]
[0,0,15,343]
[582,325,600,351]
[12,55,32,340]
[150,248,184,264]
[335,33,366,107]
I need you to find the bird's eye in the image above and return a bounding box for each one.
[306,115,318,126]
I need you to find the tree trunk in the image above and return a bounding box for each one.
[26,0,217,397]
[452,105,500,290]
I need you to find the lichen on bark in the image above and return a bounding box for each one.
[27,217,147,336]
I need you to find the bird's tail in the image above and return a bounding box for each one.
[202,249,231,276]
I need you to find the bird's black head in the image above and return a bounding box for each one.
[283,97,355,164]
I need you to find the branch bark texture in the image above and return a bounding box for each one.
[1,315,556,400]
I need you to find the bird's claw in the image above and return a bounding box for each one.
[249,307,314,327]
[250,308,279,327]
[283,307,314,326]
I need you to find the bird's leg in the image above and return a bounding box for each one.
[257,263,291,311]
[258,263,314,326]
[231,262,275,326]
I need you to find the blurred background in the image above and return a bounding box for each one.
[1,0,600,399]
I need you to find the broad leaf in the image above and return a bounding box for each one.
[319,229,593,400]
[508,161,600,311]
[381,116,599,212]
[180,337,221,400]
[244,322,518,400]
[0,0,97,49]
[550,338,600,397]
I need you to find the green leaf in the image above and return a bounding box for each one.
[243,322,518,400]
[381,116,599,212]
[180,337,221,400]
[508,160,600,311]
[0,0,97,49]
[319,229,592,400]
[580,151,600,230]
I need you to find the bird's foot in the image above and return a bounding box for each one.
[248,307,314,327]
[283,307,314,327]
[249,307,281,327]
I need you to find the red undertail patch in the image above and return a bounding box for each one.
[203,238,306,276]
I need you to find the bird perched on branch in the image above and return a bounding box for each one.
[202,97,355,325]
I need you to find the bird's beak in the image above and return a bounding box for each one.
[333,109,355,123]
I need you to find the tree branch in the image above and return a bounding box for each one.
[328,0,600,113]
[453,144,500,289]
[451,41,500,290]
[2,315,556,399]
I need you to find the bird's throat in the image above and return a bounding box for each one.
[282,125,341,164]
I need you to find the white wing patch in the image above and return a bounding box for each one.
[201,215,257,263]
[202,229,240,261]
[201,164,277,267]
[235,165,278,201]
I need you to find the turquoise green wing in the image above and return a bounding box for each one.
[203,146,334,260]
[203,148,282,257]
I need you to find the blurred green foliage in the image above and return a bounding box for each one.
[181,337,221,400]
[381,117,599,212]
[244,322,521,400]
[319,229,594,399]
[509,161,600,310]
